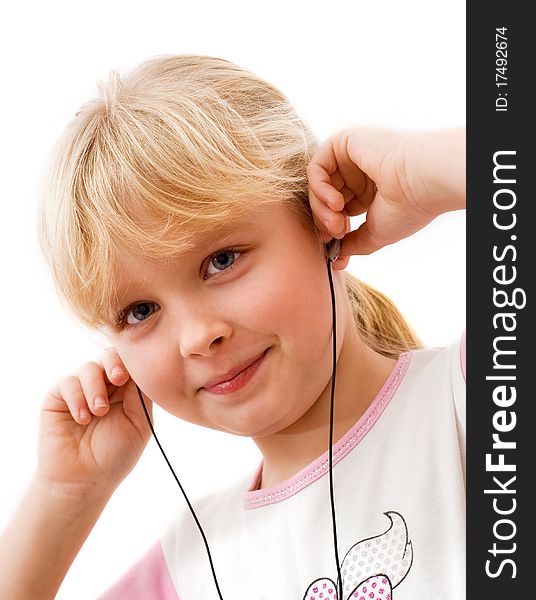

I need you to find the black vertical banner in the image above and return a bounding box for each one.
[467,2,534,597]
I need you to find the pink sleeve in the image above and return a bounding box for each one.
[97,541,179,599]
[460,329,466,383]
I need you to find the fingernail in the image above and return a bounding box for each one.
[78,408,90,422]
[94,396,108,408]
[111,367,126,379]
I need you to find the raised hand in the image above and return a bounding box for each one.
[307,126,465,266]
[38,347,152,499]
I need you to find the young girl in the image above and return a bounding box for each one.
[0,55,465,599]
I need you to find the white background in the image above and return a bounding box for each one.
[0,1,465,597]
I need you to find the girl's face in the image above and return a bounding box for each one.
[103,203,347,438]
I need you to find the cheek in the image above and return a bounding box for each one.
[113,338,180,406]
[241,252,334,359]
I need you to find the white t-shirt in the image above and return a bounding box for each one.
[99,332,466,600]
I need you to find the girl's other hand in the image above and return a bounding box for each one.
[307,126,466,266]
[37,348,152,501]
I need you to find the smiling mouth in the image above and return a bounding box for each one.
[201,349,269,395]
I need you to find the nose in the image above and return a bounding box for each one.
[175,302,233,358]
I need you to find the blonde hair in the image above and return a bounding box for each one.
[38,54,421,358]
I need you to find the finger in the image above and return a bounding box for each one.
[315,130,372,205]
[332,139,371,199]
[307,172,345,212]
[325,210,348,239]
[50,376,93,425]
[77,362,111,416]
[100,347,130,387]
[339,220,391,256]
[309,176,352,239]
[344,175,377,216]
[341,186,358,205]
[320,213,351,245]
[308,138,373,213]
[308,187,346,238]
[336,182,361,207]
[328,166,373,213]
[307,140,346,209]
[330,171,356,206]
[330,169,345,193]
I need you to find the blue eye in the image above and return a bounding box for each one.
[115,249,245,330]
[205,250,241,277]
[124,302,158,326]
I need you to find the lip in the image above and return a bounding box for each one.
[201,349,269,395]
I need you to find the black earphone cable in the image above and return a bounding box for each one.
[134,239,342,599]
[326,239,343,599]
[135,383,225,600]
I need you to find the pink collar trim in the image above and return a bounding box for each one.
[243,351,412,510]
